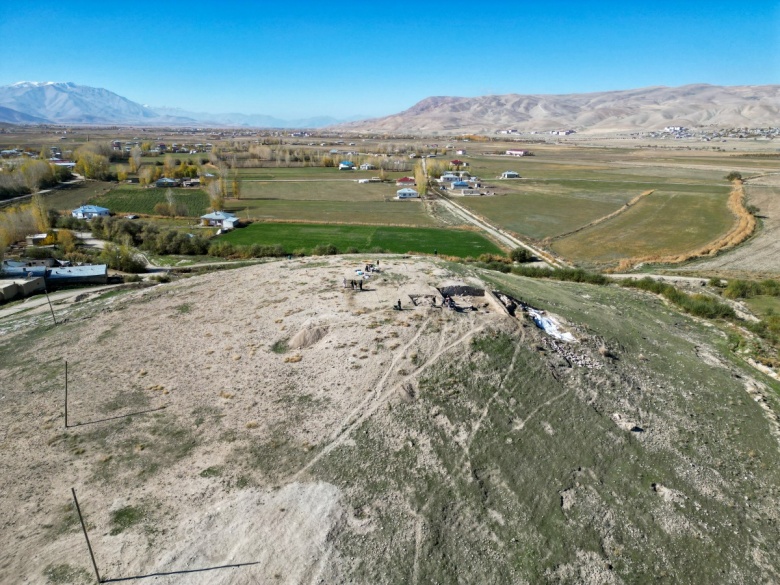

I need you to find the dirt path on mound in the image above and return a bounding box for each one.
[294,318,487,480]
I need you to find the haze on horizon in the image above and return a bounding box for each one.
[1,1,778,119]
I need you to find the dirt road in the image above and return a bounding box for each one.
[0,284,119,320]
[431,188,567,267]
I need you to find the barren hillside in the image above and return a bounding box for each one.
[1,256,779,583]
[333,84,780,134]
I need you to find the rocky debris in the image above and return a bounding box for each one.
[543,336,604,370]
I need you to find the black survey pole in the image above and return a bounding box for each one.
[64,360,68,428]
[44,285,57,325]
[71,488,101,584]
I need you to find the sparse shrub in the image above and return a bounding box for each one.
[43,563,91,584]
[99,243,146,273]
[620,277,735,319]
[723,279,760,299]
[208,240,236,257]
[110,506,144,535]
[510,247,534,263]
[312,243,338,256]
[271,339,289,354]
[25,246,57,259]
[725,171,743,181]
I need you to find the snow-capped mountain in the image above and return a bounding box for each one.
[0,81,162,124]
[0,82,355,127]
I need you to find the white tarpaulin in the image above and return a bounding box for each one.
[527,308,576,342]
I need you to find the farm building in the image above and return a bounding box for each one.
[506,149,532,156]
[500,171,520,179]
[25,233,49,246]
[396,188,419,199]
[1,260,107,287]
[47,265,108,286]
[155,178,181,188]
[338,161,355,170]
[396,177,416,187]
[200,211,239,229]
[72,205,110,219]
[452,181,470,189]
[359,163,376,171]
[0,277,46,302]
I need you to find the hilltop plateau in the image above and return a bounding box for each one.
[1,256,779,584]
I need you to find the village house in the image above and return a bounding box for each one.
[338,161,355,170]
[72,205,110,219]
[438,173,459,185]
[506,149,532,156]
[396,188,419,199]
[359,163,376,171]
[155,177,181,188]
[200,211,239,229]
[395,177,416,187]
[500,171,520,179]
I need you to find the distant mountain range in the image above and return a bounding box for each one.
[332,84,780,134]
[0,82,355,128]
[1,81,779,133]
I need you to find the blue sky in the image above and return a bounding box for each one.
[2,1,778,119]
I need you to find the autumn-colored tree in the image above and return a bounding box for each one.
[139,166,154,186]
[0,204,38,247]
[57,229,78,253]
[30,193,50,232]
[208,180,224,212]
[232,175,241,200]
[20,160,55,192]
[129,146,142,173]
[154,202,173,216]
[414,161,427,196]
[75,150,111,180]
[163,155,176,177]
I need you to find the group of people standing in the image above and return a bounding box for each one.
[344,278,363,291]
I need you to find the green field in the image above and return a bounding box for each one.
[551,186,733,264]
[457,184,633,240]
[239,179,397,202]
[226,199,434,226]
[87,186,209,216]
[41,181,117,212]
[218,222,504,257]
